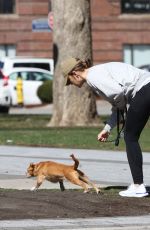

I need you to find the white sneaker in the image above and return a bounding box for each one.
[119,184,149,198]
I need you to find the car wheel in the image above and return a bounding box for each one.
[0,106,10,114]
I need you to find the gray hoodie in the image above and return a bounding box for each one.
[86,62,150,132]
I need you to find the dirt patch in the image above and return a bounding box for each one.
[0,187,150,220]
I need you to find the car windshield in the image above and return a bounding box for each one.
[9,71,53,81]
[139,65,150,72]
[14,63,50,71]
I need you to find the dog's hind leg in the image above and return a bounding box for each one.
[59,180,65,191]
[79,175,100,194]
[65,173,89,193]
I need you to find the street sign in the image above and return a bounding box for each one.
[32,18,51,32]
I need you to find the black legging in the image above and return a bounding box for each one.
[124,82,150,184]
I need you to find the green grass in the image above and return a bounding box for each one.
[0,187,127,195]
[0,114,149,151]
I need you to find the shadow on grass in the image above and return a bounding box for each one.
[104,186,127,191]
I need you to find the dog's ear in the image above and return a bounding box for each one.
[30,163,35,167]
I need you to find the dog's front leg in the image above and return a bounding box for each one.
[30,186,38,191]
[30,175,45,191]
[30,182,42,191]
[59,180,65,191]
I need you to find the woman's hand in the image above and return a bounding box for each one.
[97,130,110,142]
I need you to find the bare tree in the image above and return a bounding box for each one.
[48,0,98,126]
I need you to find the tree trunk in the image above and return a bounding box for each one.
[48,0,98,127]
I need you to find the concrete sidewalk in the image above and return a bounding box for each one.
[0,145,150,189]
[0,216,150,230]
[0,145,150,230]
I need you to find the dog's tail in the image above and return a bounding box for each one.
[70,154,79,170]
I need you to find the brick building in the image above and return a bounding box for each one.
[0,0,150,68]
[91,0,150,68]
[0,0,52,58]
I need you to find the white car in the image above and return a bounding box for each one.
[2,67,53,106]
[0,70,11,113]
[0,57,54,75]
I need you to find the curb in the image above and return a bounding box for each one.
[0,216,150,230]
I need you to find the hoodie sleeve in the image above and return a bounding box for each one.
[103,107,117,132]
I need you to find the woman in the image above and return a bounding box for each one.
[61,57,150,197]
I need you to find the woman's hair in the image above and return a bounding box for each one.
[69,58,92,74]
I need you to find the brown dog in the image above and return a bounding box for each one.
[26,154,100,194]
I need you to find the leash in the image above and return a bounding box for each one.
[105,108,127,146]
[114,109,125,146]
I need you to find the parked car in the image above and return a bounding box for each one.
[1,67,53,106]
[0,70,11,113]
[139,65,150,72]
[0,56,54,75]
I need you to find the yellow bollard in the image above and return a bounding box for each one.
[16,74,24,107]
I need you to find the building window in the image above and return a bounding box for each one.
[121,0,150,14]
[0,0,15,14]
[0,45,16,58]
[123,44,150,68]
